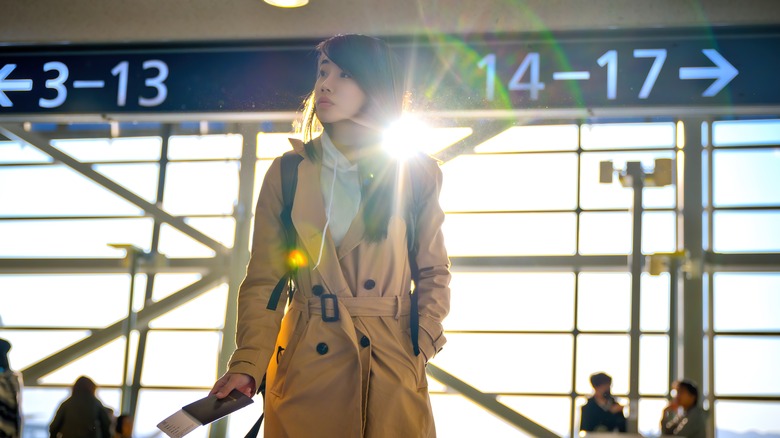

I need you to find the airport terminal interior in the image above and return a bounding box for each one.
[1,1,779,437]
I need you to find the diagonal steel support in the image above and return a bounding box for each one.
[21,271,225,383]
[433,119,514,163]
[0,124,229,255]
[426,363,560,438]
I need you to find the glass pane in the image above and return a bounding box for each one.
[387,125,473,155]
[712,119,780,147]
[52,136,161,161]
[474,124,579,152]
[580,151,676,209]
[578,273,631,332]
[440,154,578,212]
[581,122,675,150]
[151,273,204,301]
[0,218,153,257]
[578,211,676,255]
[0,166,144,216]
[638,398,668,436]
[446,272,574,331]
[639,335,669,395]
[714,336,780,395]
[39,337,126,386]
[0,330,89,370]
[141,331,220,387]
[137,390,209,438]
[431,394,531,437]
[432,334,573,393]
[576,334,630,395]
[162,162,239,215]
[0,274,132,328]
[498,396,572,436]
[715,401,780,436]
[158,217,235,258]
[257,132,296,159]
[714,273,780,331]
[0,140,52,163]
[713,211,780,252]
[443,213,576,256]
[713,149,780,207]
[641,273,671,332]
[168,134,243,160]
[150,283,228,329]
[252,159,275,207]
[94,163,160,203]
[21,387,71,433]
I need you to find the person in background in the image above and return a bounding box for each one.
[113,414,133,438]
[0,339,22,438]
[661,379,706,438]
[580,371,627,432]
[49,376,111,438]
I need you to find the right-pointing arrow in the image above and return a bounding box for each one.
[0,64,33,108]
[679,49,739,97]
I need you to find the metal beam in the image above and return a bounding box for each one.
[0,257,224,274]
[433,119,514,163]
[681,119,705,388]
[210,124,257,438]
[426,363,559,438]
[450,255,628,271]
[21,271,225,383]
[0,124,229,255]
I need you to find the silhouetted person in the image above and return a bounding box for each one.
[661,379,706,438]
[49,376,111,438]
[0,338,22,438]
[580,372,627,432]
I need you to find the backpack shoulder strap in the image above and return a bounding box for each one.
[406,153,428,356]
[266,150,304,311]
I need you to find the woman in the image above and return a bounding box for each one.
[49,376,111,438]
[210,34,451,437]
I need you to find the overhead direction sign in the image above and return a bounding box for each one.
[0,27,777,116]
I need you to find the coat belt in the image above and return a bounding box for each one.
[290,294,411,321]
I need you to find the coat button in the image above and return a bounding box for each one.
[316,342,329,355]
[360,336,370,348]
[312,285,325,296]
[363,279,376,290]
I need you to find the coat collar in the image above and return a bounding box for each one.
[288,136,355,294]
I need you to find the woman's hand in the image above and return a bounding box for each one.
[210,373,256,399]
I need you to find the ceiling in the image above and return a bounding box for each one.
[3,0,780,45]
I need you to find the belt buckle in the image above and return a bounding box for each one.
[320,294,339,322]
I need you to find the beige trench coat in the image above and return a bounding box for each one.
[227,137,451,437]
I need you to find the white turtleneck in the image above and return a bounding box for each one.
[319,131,361,247]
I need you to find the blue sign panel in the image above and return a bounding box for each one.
[0,27,777,115]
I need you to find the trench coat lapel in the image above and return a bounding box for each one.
[289,137,350,294]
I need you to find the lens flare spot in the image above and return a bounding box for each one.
[287,249,307,269]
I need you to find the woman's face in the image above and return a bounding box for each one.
[314,55,367,125]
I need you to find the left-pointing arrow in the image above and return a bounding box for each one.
[0,64,34,107]
[679,49,739,97]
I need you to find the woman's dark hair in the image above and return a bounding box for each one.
[590,372,612,388]
[298,34,408,241]
[299,34,406,145]
[72,375,97,396]
[0,338,10,371]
